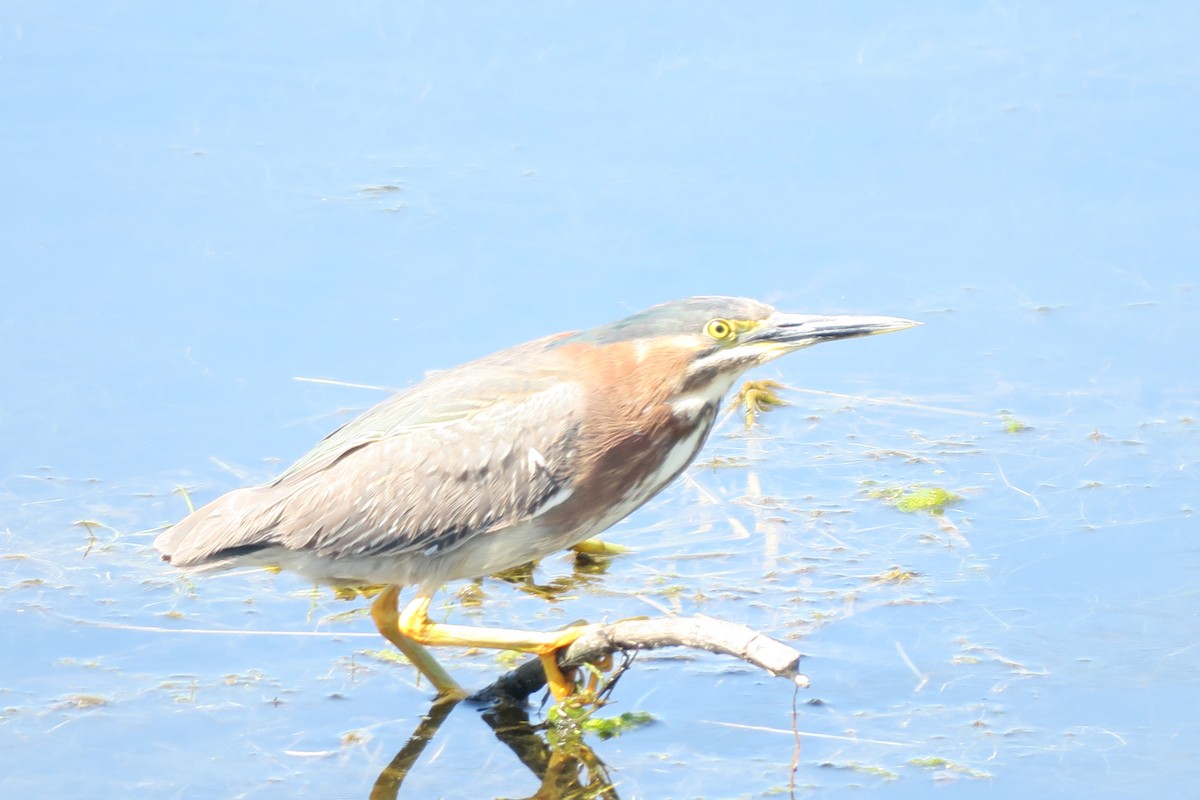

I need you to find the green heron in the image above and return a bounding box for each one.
[155,296,917,701]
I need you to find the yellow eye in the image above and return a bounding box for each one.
[705,318,734,340]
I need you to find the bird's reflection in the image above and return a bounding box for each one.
[368,695,619,800]
[367,549,624,798]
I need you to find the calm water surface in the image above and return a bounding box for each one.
[2,2,1196,797]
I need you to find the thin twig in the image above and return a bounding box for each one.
[785,387,994,419]
[471,615,807,704]
[292,376,392,392]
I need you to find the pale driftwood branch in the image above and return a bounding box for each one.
[470,614,807,704]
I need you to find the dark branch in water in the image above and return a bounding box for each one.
[470,614,807,704]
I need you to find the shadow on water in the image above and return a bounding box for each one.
[371,698,617,800]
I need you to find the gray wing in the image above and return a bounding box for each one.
[156,345,583,567]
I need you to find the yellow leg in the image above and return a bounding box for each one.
[369,585,466,700]
[570,538,630,556]
[398,594,598,701]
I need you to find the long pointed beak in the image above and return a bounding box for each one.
[750,312,921,349]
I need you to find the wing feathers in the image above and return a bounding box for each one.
[156,362,583,569]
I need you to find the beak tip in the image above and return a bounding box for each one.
[860,316,922,335]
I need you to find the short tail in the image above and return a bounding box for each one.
[154,486,284,568]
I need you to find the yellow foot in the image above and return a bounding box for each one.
[584,652,614,694]
[532,624,598,702]
[570,538,630,556]
[539,652,576,702]
[734,378,789,427]
[536,625,622,703]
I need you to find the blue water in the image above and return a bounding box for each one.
[2,2,1197,797]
